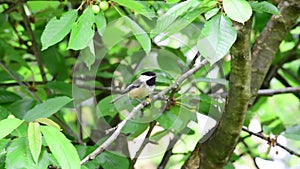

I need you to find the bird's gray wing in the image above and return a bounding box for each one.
[110,79,142,104]
[121,79,142,94]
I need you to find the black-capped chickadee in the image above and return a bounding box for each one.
[110,71,156,104]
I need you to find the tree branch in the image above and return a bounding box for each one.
[158,130,185,169]
[0,61,41,103]
[238,138,260,169]
[258,87,300,96]
[250,0,300,105]
[130,52,200,167]
[130,121,156,168]
[262,35,300,89]
[242,127,300,158]
[20,4,48,84]
[275,73,300,100]
[197,19,252,169]
[80,59,208,165]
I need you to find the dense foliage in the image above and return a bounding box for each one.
[0,0,299,168]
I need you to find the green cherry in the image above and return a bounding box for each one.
[99,1,109,11]
[92,5,100,14]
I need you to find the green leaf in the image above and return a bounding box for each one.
[166,0,181,4]
[196,94,223,119]
[112,0,149,18]
[0,90,21,104]
[40,126,80,169]
[7,99,37,119]
[95,11,107,36]
[0,118,23,140]
[36,118,61,131]
[198,94,224,107]
[5,137,48,169]
[262,118,285,135]
[7,51,31,70]
[223,0,252,24]
[41,47,69,81]
[79,42,95,70]
[23,96,72,122]
[151,0,201,37]
[97,151,129,169]
[224,162,235,169]
[0,70,22,83]
[157,106,194,132]
[150,130,170,142]
[0,40,31,69]
[0,106,10,120]
[157,109,181,131]
[124,16,151,55]
[161,8,206,39]
[121,121,148,138]
[193,77,228,85]
[48,153,60,168]
[27,1,60,11]
[68,7,95,50]
[0,139,9,152]
[283,126,300,140]
[28,122,42,164]
[41,10,78,50]
[249,1,279,15]
[157,49,182,74]
[154,70,174,85]
[10,122,28,138]
[205,8,219,20]
[197,14,237,64]
[97,96,118,117]
[46,81,72,97]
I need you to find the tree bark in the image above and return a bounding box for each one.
[183,0,300,168]
[198,19,252,169]
[250,0,300,105]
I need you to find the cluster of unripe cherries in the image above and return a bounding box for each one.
[92,1,109,13]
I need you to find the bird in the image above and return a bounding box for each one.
[110,71,156,104]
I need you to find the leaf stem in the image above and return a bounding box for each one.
[20,5,48,85]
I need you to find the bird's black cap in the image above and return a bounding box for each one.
[141,71,156,77]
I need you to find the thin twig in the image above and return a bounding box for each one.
[80,59,209,165]
[263,35,300,88]
[8,17,26,47]
[171,151,191,156]
[130,56,196,168]
[239,138,259,169]
[76,84,123,94]
[130,121,157,168]
[158,132,183,169]
[20,4,48,84]
[52,115,83,144]
[80,101,147,165]
[281,68,300,84]
[188,52,200,69]
[0,58,81,144]
[133,53,201,168]
[0,82,123,93]
[77,105,83,142]
[1,0,21,14]
[258,87,300,96]
[0,62,41,103]
[242,127,300,158]
[275,74,300,100]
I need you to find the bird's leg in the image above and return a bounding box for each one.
[140,108,144,118]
